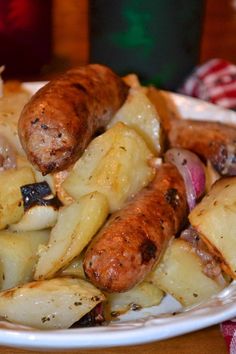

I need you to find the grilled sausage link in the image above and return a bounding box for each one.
[18,64,129,175]
[168,119,236,176]
[83,163,187,293]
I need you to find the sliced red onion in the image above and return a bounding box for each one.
[165,148,205,210]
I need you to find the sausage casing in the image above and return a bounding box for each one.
[83,163,187,293]
[18,64,129,175]
[168,119,236,176]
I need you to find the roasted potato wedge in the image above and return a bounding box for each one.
[0,166,35,229]
[146,87,181,133]
[0,86,30,155]
[0,277,105,329]
[189,177,236,279]
[122,74,142,89]
[34,169,73,206]
[60,254,85,279]
[147,238,226,307]
[0,260,4,290]
[63,122,155,212]
[0,229,49,290]
[34,192,109,280]
[107,88,162,155]
[52,170,74,205]
[204,160,220,193]
[107,281,163,315]
[9,205,58,232]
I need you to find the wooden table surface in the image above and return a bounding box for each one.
[0,325,227,354]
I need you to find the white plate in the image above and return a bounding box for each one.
[1,83,236,351]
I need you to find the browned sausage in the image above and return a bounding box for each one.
[168,119,236,176]
[83,163,187,293]
[18,64,129,175]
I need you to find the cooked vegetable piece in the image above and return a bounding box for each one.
[33,168,55,193]
[0,166,35,229]
[165,148,206,210]
[0,261,4,290]
[9,205,58,232]
[0,87,30,155]
[107,88,163,155]
[33,168,73,206]
[0,277,105,329]
[0,229,49,290]
[21,181,62,211]
[34,192,109,280]
[189,177,236,278]
[123,73,142,88]
[204,160,220,193]
[75,302,105,327]
[146,86,181,133]
[107,281,163,315]
[52,170,74,205]
[63,122,155,212]
[0,134,17,171]
[82,228,161,318]
[147,238,227,307]
[60,254,85,279]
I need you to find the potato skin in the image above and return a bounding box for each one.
[18,64,129,175]
[83,163,187,293]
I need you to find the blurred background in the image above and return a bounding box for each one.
[0,0,236,90]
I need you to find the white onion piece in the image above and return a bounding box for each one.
[165,148,205,210]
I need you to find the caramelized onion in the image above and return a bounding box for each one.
[165,148,205,210]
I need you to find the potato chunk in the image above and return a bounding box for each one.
[146,87,182,133]
[107,281,163,315]
[204,160,220,193]
[107,88,162,155]
[0,166,35,229]
[9,205,58,232]
[0,229,49,290]
[0,277,105,329]
[0,89,30,155]
[189,177,236,278]
[34,192,109,280]
[147,238,226,307]
[63,122,154,212]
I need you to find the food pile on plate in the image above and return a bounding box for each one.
[0,64,234,330]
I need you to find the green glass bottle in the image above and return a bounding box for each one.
[90,0,204,90]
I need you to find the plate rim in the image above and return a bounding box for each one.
[0,282,236,350]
